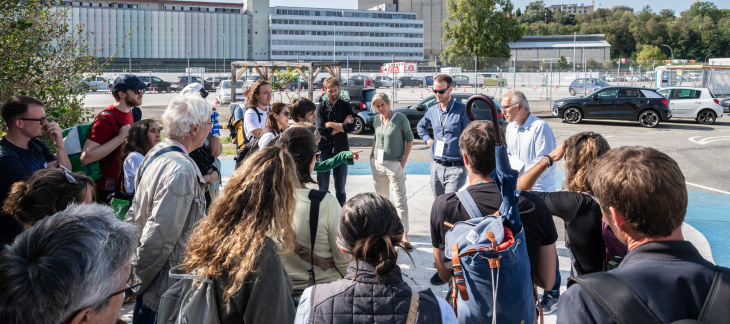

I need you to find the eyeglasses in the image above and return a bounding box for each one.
[132,89,145,94]
[282,111,290,117]
[59,165,77,184]
[502,104,517,110]
[18,115,47,124]
[107,271,142,300]
[432,89,448,95]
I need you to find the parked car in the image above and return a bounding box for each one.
[604,75,619,82]
[552,86,672,128]
[284,78,308,91]
[568,78,611,96]
[357,93,507,137]
[476,73,508,87]
[722,98,730,113]
[349,75,375,87]
[658,87,723,125]
[450,75,472,87]
[397,76,424,88]
[373,76,402,88]
[82,76,111,92]
[216,80,244,104]
[313,77,349,89]
[137,75,172,93]
[314,86,377,134]
[172,75,209,92]
[206,76,230,89]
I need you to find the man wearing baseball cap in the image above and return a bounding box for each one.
[80,74,147,202]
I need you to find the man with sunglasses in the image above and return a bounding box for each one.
[0,95,72,247]
[81,74,147,202]
[0,203,137,324]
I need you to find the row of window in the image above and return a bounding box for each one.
[271,29,423,38]
[163,6,241,13]
[61,2,138,9]
[274,9,416,20]
[271,19,422,29]
[271,40,423,48]
[272,51,422,57]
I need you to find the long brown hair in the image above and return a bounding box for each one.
[246,80,270,108]
[564,131,611,192]
[276,127,317,184]
[264,102,288,133]
[183,146,299,301]
[121,119,157,161]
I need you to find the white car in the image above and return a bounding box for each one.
[373,76,402,88]
[658,87,723,125]
[216,80,244,104]
[82,76,111,91]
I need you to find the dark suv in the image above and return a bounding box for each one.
[137,76,172,93]
[552,86,672,128]
[398,76,424,88]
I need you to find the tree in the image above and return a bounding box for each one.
[0,0,117,132]
[602,60,614,70]
[515,7,522,17]
[522,60,536,71]
[586,58,598,70]
[557,56,568,70]
[636,45,668,61]
[441,0,523,62]
[540,60,550,71]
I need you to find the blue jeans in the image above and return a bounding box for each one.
[133,294,157,324]
[317,153,348,206]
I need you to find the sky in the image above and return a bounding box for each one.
[269,0,729,16]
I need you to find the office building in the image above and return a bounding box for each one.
[548,3,595,15]
[508,34,611,65]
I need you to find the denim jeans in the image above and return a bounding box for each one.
[133,294,157,324]
[430,162,467,198]
[317,153,348,206]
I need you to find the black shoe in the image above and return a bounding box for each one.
[430,272,447,285]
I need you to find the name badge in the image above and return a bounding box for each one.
[434,140,445,158]
[377,149,385,163]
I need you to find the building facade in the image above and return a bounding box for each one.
[269,6,424,62]
[548,3,595,15]
[508,34,611,65]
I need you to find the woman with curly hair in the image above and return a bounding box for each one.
[0,167,94,248]
[120,119,161,193]
[294,193,457,324]
[182,146,299,324]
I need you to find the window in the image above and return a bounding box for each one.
[619,89,640,97]
[598,89,618,99]
[658,89,672,98]
[677,89,696,99]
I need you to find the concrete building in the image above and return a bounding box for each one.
[508,34,611,65]
[548,3,595,15]
[358,0,446,60]
[244,0,269,60]
[269,6,424,62]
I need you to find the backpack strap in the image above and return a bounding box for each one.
[568,272,662,324]
[168,264,210,282]
[451,244,469,301]
[136,145,185,185]
[698,266,730,323]
[247,106,263,123]
[97,110,122,127]
[405,290,420,324]
[307,190,328,287]
[455,190,483,219]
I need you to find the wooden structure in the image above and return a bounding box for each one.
[229,61,341,102]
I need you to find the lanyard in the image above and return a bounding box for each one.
[380,111,395,148]
[437,99,455,138]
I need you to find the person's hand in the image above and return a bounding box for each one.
[118,124,131,138]
[400,160,407,169]
[548,140,567,162]
[351,150,362,160]
[344,115,354,124]
[426,139,433,147]
[207,169,219,184]
[43,122,64,148]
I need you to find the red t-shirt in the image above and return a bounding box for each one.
[87,104,134,191]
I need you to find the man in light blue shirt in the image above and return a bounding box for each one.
[417,74,471,198]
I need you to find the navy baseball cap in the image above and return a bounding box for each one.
[112,75,148,93]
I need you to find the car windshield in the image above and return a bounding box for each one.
[594,79,610,86]
[222,80,244,89]
[584,88,604,97]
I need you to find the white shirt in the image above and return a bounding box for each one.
[123,151,144,193]
[506,113,557,192]
[257,131,278,150]
[243,106,268,141]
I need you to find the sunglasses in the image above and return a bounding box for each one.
[432,89,448,95]
[132,89,145,94]
[19,115,47,124]
[59,165,78,184]
[282,111,290,117]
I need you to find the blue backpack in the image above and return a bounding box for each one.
[444,94,536,324]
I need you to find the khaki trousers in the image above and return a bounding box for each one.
[370,159,409,231]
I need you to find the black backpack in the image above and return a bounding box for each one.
[569,266,730,324]
[233,129,280,169]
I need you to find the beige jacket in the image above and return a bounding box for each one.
[127,139,207,311]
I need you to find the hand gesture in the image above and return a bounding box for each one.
[351,150,363,160]
[43,122,64,148]
[548,140,567,162]
[344,115,354,124]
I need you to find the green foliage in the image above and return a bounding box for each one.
[586,58,598,70]
[636,45,668,61]
[557,56,568,70]
[540,60,550,71]
[441,0,523,63]
[0,0,118,132]
[520,1,552,24]
[522,60,536,71]
[270,67,299,90]
[602,60,614,70]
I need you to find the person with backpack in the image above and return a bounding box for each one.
[0,95,71,247]
[295,192,458,324]
[243,80,271,142]
[80,74,146,201]
[429,121,558,305]
[127,95,212,324]
[258,102,290,150]
[558,146,729,324]
[275,127,350,302]
[228,80,253,148]
[178,146,299,324]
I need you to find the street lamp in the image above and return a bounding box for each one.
[357,36,362,73]
[662,44,674,62]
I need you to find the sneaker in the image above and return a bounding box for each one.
[541,292,559,314]
[430,272,447,285]
[402,242,414,252]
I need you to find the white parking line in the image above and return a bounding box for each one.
[686,182,730,195]
[688,136,730,145]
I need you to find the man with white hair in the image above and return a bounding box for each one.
[0,203,137,324]
[127,95,212,323]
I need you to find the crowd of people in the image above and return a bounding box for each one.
[0,74,726,324]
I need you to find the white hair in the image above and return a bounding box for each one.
[242,80,254,94]
[504,90,530,112]
[371,92,391,113]
[161,95,212,139]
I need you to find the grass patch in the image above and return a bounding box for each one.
[220,136,232,144]
[222,143,237,155]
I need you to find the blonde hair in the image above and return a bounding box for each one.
[183,146,299,301]
[370,92,391,113]
[564,132,611,192]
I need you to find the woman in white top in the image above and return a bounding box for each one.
[258,102,290,149]
[120,119,161,193]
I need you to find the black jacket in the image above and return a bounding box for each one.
[315,98,355,154]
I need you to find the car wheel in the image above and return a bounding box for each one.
[165,87,171,93]
[569,88,576,96]
[638,110,660,128]
[696,110,717,125]
[563,107,583,124]
[291,85,297,91]
[352,116,365,134]
[419,82,424,88]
